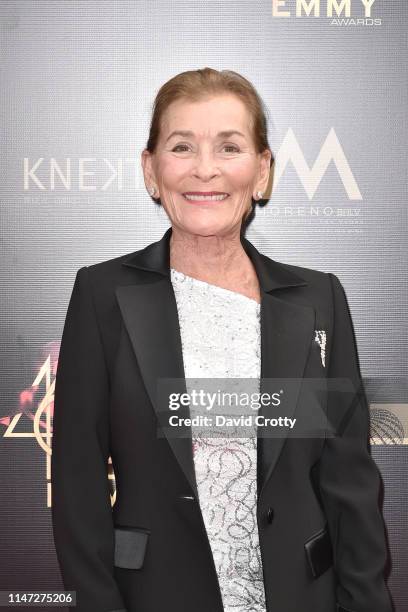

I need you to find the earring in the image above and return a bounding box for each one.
[256,190,264,200]
[149,186,157,197]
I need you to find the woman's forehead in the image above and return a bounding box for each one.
[160,96,252,138]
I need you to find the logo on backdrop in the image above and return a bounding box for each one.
[271,0,382,26]
[22,128,361,200]
[0,347,117,508]
[274,128,361,200]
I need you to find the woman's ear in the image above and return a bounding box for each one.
[141,149,159,198]
[255,149,273,198]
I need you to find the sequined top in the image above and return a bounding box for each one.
[170,267,267,612]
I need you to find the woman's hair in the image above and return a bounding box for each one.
[145,67,274,222]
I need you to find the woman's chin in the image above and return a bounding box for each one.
[175,215,236,236]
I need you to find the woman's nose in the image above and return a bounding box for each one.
[192,152,221,181]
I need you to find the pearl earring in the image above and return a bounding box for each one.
[149,186,157,197]
[256,191,264,200]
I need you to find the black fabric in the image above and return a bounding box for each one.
[51,227,393,612]
[304,523,333,579]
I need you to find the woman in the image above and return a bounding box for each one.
[51,68,392,612]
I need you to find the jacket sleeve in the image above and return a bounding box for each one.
[51,266,127,612]
[318,273,393,612]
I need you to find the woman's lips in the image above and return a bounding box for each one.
[182,191,230,203]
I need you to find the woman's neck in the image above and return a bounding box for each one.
[169,226,261,303]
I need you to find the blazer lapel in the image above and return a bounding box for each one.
[115,227,315,505]
[115,276,200,499]
[257,291,315,501]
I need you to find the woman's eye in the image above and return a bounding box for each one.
[223,145,240,153]
[172,144,190,152]
[171,144,240,153]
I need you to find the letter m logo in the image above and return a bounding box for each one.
[274,128,362,200]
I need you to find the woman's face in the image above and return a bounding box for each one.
[142,94,271,237]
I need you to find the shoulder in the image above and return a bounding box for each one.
[79,246,145,293]
[260,249,345,296]
[258,252,350,332]
[261,249,334,294]
[68,250,142,327]
[69,250,143,367]
[86,249,136,277]
[276,258,329,284]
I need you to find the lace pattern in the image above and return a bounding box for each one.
[170,268,267,612]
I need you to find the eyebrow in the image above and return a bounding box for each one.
[165,129,247,143]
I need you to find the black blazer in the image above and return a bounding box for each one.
[51,226,392,612]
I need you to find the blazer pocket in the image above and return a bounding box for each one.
[114,526,150,569]
[304,522,333,579]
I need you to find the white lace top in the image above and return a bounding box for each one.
[170,267,267,612]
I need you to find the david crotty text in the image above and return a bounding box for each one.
[168,415,297,429]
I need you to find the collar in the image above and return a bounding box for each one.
[121,226,307,293]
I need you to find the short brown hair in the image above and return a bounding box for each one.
[145,67,274,222]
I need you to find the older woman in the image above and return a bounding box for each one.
[51,68,392,612]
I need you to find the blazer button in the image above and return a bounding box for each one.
[266,507,274,524]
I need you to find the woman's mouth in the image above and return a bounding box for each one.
[182,191,230,202]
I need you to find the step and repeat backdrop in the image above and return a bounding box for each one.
[1,1,407,610]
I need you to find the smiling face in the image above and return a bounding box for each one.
[142,94,271,237]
